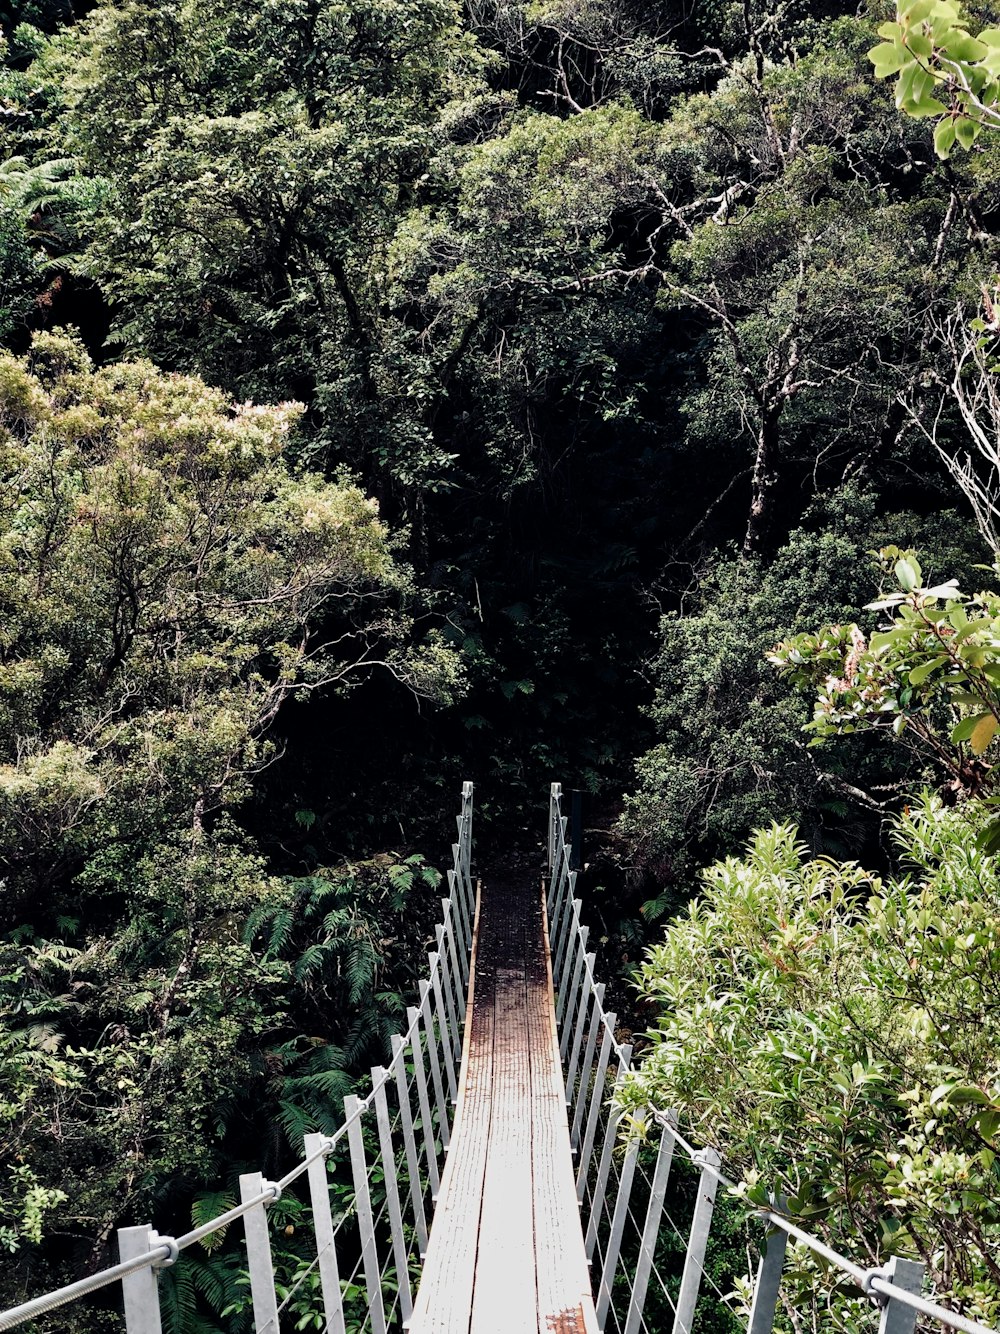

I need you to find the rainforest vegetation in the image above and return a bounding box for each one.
[2,0,1000,1326]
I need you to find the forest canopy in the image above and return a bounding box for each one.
[1,0,1000,1326]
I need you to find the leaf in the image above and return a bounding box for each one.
[970,712,997,755]
[954,116,980,149]
[908,655,949,684]
[951,712,992,744]
[870,41,908,76]
[947,33,988,62]
[895,556,920,591]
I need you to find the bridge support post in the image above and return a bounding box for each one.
[746,1222,788,1334]
[577,1017,618,1202]
[672,1148,722,1334]
[553,888,580,996]
[345,1095,387,1334]
[303,1134,347,1334]
[447,868,472,985]
[118,1225,165,1334]
[437,912,466,1056]
[584,1046,633,1258]
[570,982,605,1146]
[371,1068,414,1325]
[557,920,589,1036]
[419,977,451,1150]
[596,1137,639,1330]
[391,1032,429,1253]
[429,950,459,1102]
[548,781,562,870]
[239,1173,280,1334]
[875,1256,925,1334]
[624,1115,678,1334]
[565,970,600,1106]
[406,1005,442,1198]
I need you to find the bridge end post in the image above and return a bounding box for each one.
[548,782,562,870]
[671,1147,722,1334]
[345,1095,387,1334]
[874,1257,926,1334]
[238,1173,280,1334]
[118,1225,165,1334]
[746,1218,788,1334]
[303,1134,347,1334]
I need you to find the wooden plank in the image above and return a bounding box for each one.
[409,875,598,1334]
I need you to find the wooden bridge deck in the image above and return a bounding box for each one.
[407,876,598,1334]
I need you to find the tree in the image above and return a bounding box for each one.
[0,330,459,1293]
[625,802,1000,1326]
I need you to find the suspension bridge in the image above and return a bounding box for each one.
[1,782,998,1334]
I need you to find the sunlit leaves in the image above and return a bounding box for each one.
[869,2,1000,156]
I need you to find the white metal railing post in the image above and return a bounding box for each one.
[432,928,461,1072]
[552,779,560,869]
[118,1226,170,1334]
[553,886,579,993]
[564,959,596,1092]
[577,1017,618,1201]
[585,1045,633,1257]
[344,1096,386,1334]
[391,1032,429,1253]
[419,976,452,1149]
[570,981,605,1138]
[746,1224,788,1334]
[624,1115,678,1334]
[406,1004,442,1197]
[596,1137,639,1330]
[558,931,590,1054]
[441,901,466,1016]
[303,1134,347,1334]
[550,820,571,921]
[462,780,473,880]
[672,1148,722,1334]
[875,1257,926,1334]
[447,868,472,986]
[239,1174,280,1334]
[371,1068,414,1325]
[430,950,459,1102]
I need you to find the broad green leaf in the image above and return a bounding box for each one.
[908,655,948,684]
[970,712,997,754]
[905,95,950,118]
[955,116,980,148]
[947,33,988,62]
[951,713,988,743]
[870,41,908,76]
[895,556,920,590]
[901,0,935,24]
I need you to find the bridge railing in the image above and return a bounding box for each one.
[545,781,1000,1334]
[0,782,476,1334]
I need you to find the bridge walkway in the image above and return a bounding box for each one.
[408,874,597,1334]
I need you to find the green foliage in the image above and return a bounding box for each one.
[869,2,1000,155]
[626,800,1000,1325]
[619,492,985,896]
[771,548,1000,811]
